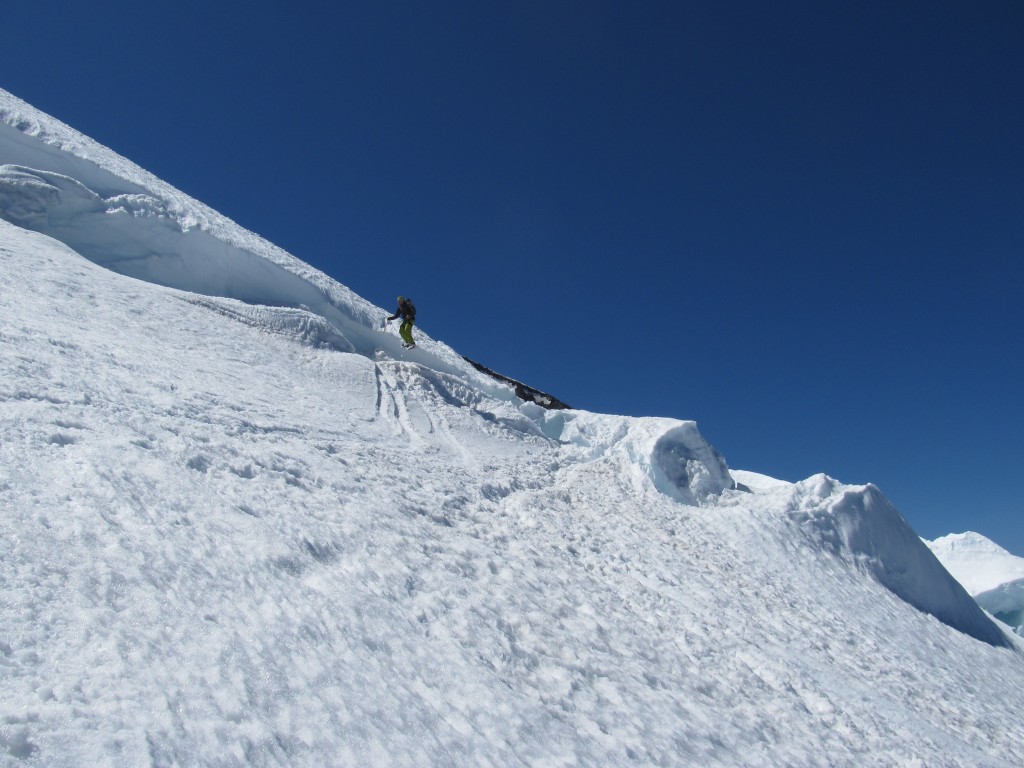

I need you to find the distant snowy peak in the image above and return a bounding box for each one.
[925,531,1024,595]
[926,532,1024,636]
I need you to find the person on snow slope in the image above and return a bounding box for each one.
[387,296,417,348]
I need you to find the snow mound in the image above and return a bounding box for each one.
[647,422,735,504]
[539,409,735,505]
[791,477,1011,647]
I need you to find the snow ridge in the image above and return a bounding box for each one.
[793,481,1010,648]
[0,92,474,386]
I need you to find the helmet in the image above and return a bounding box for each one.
[397,295,405,303]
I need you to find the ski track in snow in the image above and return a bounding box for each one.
[2,87,1024,766]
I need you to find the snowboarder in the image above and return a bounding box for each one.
[386,296,417,348]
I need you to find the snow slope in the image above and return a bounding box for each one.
[927,532,1024,635]
[3,87,1024,766]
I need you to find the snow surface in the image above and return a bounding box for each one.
[3,86,1024,766]
[927,532,1024,636]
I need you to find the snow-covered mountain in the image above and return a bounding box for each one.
[2,87,1024,766]
[927,532,1024,636]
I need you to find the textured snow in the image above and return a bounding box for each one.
[3,86,1024,766]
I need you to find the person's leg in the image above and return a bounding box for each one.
[400,320,415,346]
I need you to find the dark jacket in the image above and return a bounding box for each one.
[388,298,416,323]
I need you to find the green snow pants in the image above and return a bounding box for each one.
[399,319,415,346]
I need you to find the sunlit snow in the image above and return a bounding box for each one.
[3,86,1024,766]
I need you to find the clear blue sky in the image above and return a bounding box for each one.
[6,1,1023,553]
